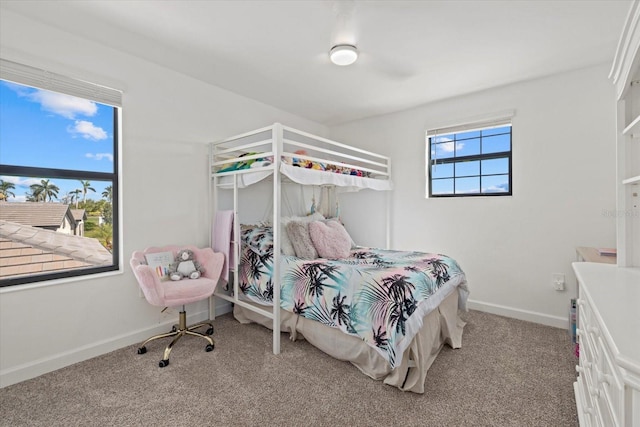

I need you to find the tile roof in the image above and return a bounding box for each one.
[71,209,87,222]
[0,220,112,279]
[0,202,75,228]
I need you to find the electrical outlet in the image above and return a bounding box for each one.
[552,273,565,291]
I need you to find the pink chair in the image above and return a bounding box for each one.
[130,245,224,367]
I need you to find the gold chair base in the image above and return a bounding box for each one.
[137,310,215,367]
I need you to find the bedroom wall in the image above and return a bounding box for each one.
[0,9,327,387]
[329,64,617,328]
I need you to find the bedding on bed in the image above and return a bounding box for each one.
[216,152,373,177]
[238,225,468,369]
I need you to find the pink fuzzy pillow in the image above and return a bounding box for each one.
[308,220,352,259]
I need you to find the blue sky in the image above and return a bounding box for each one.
[0,80,114,203]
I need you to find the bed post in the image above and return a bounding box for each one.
[386,157,392,249]
[272,123,283,355]
[209,142,217,320]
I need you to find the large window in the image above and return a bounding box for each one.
[427,118,512,197]
[0,59,121,287]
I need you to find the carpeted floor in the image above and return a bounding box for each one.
[0,310,578,427]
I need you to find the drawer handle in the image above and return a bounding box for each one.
[597,371,612,385]
[587,326,600,336]
[577,299,585,307]
[589,386,601,398]
[576,328,583,337]
[576,365,584,374]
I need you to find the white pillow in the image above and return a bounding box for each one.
[281,212,325,256]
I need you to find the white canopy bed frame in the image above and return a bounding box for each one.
[209,123,392,355]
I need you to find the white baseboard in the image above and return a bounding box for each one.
[467,299,568,329]
[0,307,231,389]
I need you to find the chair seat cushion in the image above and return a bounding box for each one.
[161,277,217,307]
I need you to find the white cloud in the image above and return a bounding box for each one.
[85,153,114,162]
[431,137,464,157]
[29,89,98,119]
[438,137,464,153]
[483,183,509,193]
[0,175,41,188]
[4,82,97,119]
[69,120,107,140]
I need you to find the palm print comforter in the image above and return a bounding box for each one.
[239,225,468,368]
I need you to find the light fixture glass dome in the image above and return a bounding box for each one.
[329,45,358,66]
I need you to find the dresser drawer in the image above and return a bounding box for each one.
[577,298,592,326]
[577,325,598,381]
[594,392,616,427]
[597,337,623,426]
[575,377,596,427]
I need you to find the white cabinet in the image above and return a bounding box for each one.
[573,263,640,427]
[611,0,640,267]
[574,6,640,426]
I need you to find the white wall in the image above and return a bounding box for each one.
[0,9,326,387]
[330,64,617,328]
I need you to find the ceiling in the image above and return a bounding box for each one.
[1,0,633,126]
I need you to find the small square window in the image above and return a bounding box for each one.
[426,123,512,197]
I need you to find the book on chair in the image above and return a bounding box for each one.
[144,251,174,281]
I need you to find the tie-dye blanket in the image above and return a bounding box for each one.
[238,225,468,368]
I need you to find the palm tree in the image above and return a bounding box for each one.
[0,179,16,201]
[79,180,95,205]
[425,258,450,286]
[29,179,59,202]
[330,292,351,326]
[25,190,38,202]
[372,325,388,349]
[71,189,82,208]
[101,185,113,203]
[381,274,414,303]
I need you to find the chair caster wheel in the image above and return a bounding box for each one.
[137,347,147,355]
[205,344,214,352]
[171,326,177,333]
[206,327,214,335]
[159,359,169,368]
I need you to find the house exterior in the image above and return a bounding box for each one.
[0,202,83,236]
[70,209,87,236]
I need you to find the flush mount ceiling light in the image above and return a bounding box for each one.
[329,44,358,66]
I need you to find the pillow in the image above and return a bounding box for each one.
[309,220,352,259]
[286,220,318,259]
[281,212,325,255]
[324,218,357,248]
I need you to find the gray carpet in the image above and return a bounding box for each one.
[0,310,578,426]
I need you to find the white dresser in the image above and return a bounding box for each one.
[573,263,640,427]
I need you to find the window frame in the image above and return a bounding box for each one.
[426,118,513,198]
[0,59,122,288]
